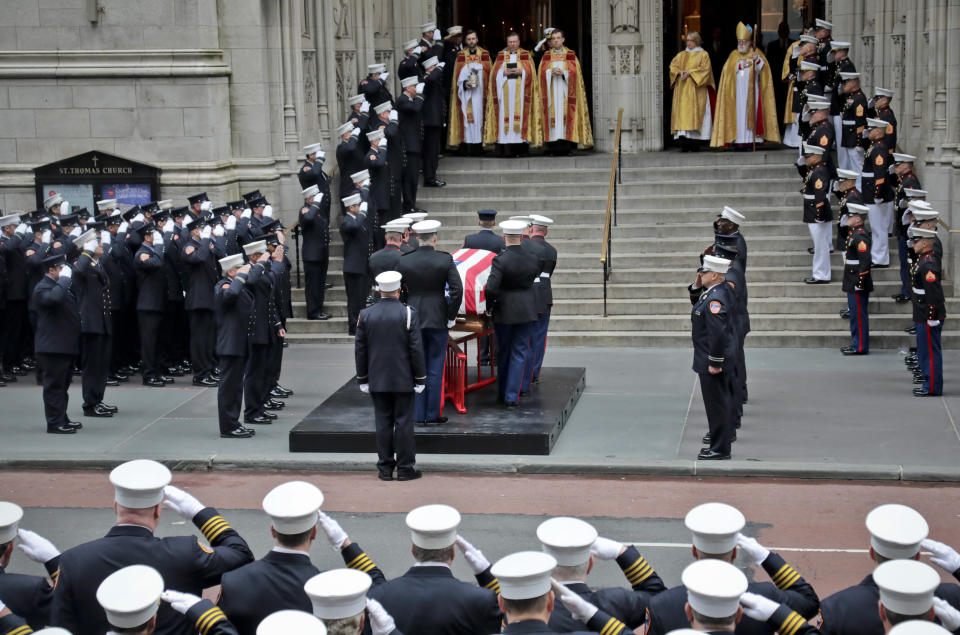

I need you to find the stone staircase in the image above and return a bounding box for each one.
[284,150,957,347]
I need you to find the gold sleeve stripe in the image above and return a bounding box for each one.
[484,579,501,593]
[200,515,227,534]
[779,611,805,635]
[777,570,801,589]
[624,559,653,583]
[195,607,219,630]
[771,564,800,587]
[346,553,376,572]
[200,518,230,537]
[204,521,232,543]
[197,607,227,635]
[600,617,627,635]
[8,626,34,635]
[346,552,369,568]
[49,568,60,581]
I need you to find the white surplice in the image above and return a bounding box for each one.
[456,62,485,144]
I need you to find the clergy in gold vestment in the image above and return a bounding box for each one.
[669,32,715,148]
[447,29,492,155]
[538,29,593,155]
[710,22,781,148]
[484,32,543,153]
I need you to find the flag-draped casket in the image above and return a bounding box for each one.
[451,248,496,317]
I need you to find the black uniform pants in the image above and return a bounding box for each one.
[402,151,420,212]
[267,333,284,388]
[343,272,368,334]
[422,126,443,181]
[188,309,216,380]
[114,304,139,370]
[162,301,189,367]
[303,259,328,318]
[37,353,73,430]
[2,300,25,370]
[243,343,270,420]
[138,310,163,381]
[218,354,245,433]
[371,391,416,474]
[81,333,108,409]
[699,371,733,454]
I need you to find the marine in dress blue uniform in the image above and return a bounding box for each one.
[891,154,921,303]
[521,215,557,389]
[840,204,872,355]
[367,222,406,284]
[463,210,505,254]
[910,227,945,397]
[861,117,895,267]
[214,253,256,439]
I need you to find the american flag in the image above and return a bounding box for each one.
[452,248,497,315]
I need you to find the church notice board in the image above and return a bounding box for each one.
[33,151,161,213]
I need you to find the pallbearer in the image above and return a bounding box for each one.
[522,215,556,388]
[538,30,593,155]
[485,32,541,157]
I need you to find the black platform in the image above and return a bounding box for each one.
[289,367,585,455]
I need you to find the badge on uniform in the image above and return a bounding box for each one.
[820,135,828,146]
[221,283,230,289]
[856,104,864,116]
[25,249,35,256]
[875,154,884,166]
[197,538,214,554]
[886,123,894,134]
[184,245,195,254]
[926,271,936,282]
[139,252,150,261]
[302,166,309,172]
[53,241,61,248]
[858,241,867,253]
[709,300,721,314]
[815,178,823,190]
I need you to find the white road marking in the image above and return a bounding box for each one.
[626,541,873,554]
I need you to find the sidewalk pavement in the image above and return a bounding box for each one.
[2,344,958,480]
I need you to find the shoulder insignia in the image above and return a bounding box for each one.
[53,241,61,248]
[926,271,937,282]
[302,166,309,172]
[819,134,828,146]
[301,207,309,214]
[857,241,868,253]
[814,178,824,190]
[727,281,736,288]
[139,252,150,261]
[184,245,195,254]
[25,249,35,256]
[856,104,864,117]
[875,154,884,166]
[221,283,230,289]
[173,234,179,240]
[709,300,722,314]
[369,154,377,160]
[886,123,894,134]
[197,538,214,554]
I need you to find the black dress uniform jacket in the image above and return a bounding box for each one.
[0,559,59,629]
[337,135,366,197]
[840,88,868,148]
[894,171,921,238]
[74,251,111,334]
[184,598,239,635]
[803,162,833,223]
[297,159,325,190]
[912,250,946,323]
[299,201,330,262]
[829,57,856,116]
[134,243,167,312]
[806,119,837,180]
[355,297,427,392]
[861,142,893,204]
[215,273,256,357]
[484,244,542,325]
[647,553,820,635]
[397,92,425,154]
[33,275,80,355]
[359,75,393,109]
[871,104,897,152]
[842,225,873,293]
[181,237,219,311]
[51,507,253,635]
[504,613,629,635]
[690,282,733,373]
[365,144,390,211]
[0,233,28,301]
[422,67,445,127]
[340,212,370,275]
[523,236,557,312]
[398,54,421,80]
[396,246,463,329]
[248,261,284,346]
[368,244,404,280]
[463,229,505,254]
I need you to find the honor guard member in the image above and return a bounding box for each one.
[73,228,117,417]
[537,516,666,632]
[819,504,960,635]
[33,253,82,434]
[862,117,895,267]
[805,100,837,181]
[688,256,736,459]
[356,271,427,481]
[398,38,423,81]
[868,87,897,153]
[134,222,170,387]
[306,569,401,635]
[838,71,868,171]
[802,142,833,284]
[340,193,371,335]
[299,184,331,321]
[181,219,220,386]
[421,56,446,188]
[365,128,389,244]
[714,207,748,272]
[891,153,921,303]
[370,102,404,224]
[368,221,407,284]
[368,504,503,634]
[214,253,256,439]
[400,212,425,251]
[0,214,29,380]
[840,203,872,355]
[241,240,284,425]
[298,142,327,190]
[0,502,62,629]
[492,551,630,635]
[522,214,557,387]
[463,209,505,253]
[97,565,169,635]
[834,169,863,255]
[219,482,385,634]
[256,610,327,635]
[647,503,820,635]
[795,61,823,146]
[484,219,540,408]
[827,41,854,142]
[396,220,463,424]
[359,63,393,110]
[711,242,746,433]
[336,121,365,196]
[52,460,254,634]
[397,75,426,215]
[910,226,945,397]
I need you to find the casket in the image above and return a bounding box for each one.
[452,248,496,317]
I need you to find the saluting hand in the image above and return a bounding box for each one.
[17,528,61,563]
[590,536,625,560]
[366,598,397,635]
[317,510,350,550]
[739,592,779,621]
[237,264,251,275]
[162,485,205,519]
[455,535,491,574]
[161,590,203,615]
[708,366,722,375]
[922,538,960,574]
[550,579,599,622]
[735,532,771,565]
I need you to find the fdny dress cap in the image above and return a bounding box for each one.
[109,459,172,509]
[865,504,929,559]
[684,502,745,552]
[257,610,327,635]
[96,565,164,629]
[262,481,324,535]
[492,551,557,600]
[406,503,460,548]
[681,560,748,618]
[536,517,598,566]
[304,569,372,619]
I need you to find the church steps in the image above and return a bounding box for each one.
[542,331,958,349]
[431,170,797,186]
[418,179,796,198]
[414,192,801,211]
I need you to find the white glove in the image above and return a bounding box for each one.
[241,208,252,218]
[317,510,349,550]
[84,239,98,251]
[928,320,942,327]
[389,109,399,122]
[433,29,441,42]
[455,535,491,574]
[380,138,388,151]
[15,223,27,235]
[934,597,960,631]
[923,539,960,573]
[437,62,446,69]
[416,83,425,95]
[736,533,771,565]
[200,226,212,239]
[381,71,390,82]
[213,225,225,237]
[101,231,111,245]
[59,265,72,279]
[225,215,237,230]
[359,383,370,393]
[161,590,203,615]
[366,598,397,635]
[351,126,361,137]
[551,579,599,623]
[359,202,369,214]
[360,100,371,113]
[590,536,623,561]
[60,201,70,215]
[414,384,425,393]
[200,201,213,212]
[152,231,164,246]
[69,226,81,237]
[133,213,145,223]
[739,592,780,622]
[41,230,52,244]
[162,219,175,234]
[118,222,128,234]
[315,193,324,205]
[162,485,205,519]
[446,319,456,329]
[535,38,547,51]
[17,529,60,563]
[263,205,274,218]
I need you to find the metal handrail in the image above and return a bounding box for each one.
[601,107,624,317]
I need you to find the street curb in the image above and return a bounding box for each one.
[2,457,960,482]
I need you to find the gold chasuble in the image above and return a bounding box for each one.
[710,23,780,147]
[668,48,715,135]
[447,46,492,147]
[781,41,800,123]
[483,48,543,146]
[538,47,593,147]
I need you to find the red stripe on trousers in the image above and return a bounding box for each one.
[856,295,863,352]
[927,323,935,389]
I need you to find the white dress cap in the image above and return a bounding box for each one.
[401,76,419,88]
[909,226,937,239]
[890,622,952,635]
[403,38,420,52]
[109,459,171,509]
[351,169,371,183]
[0,501,24,543]
[374,102,392,115]
[866,118,888,129]
[840,72,860,81]
[0,214,21,228]
[33,629,73,634]
[402,212,428,222]
[43,193,63,210]
[420,22,437,33]
[423,56,439,69]
[412,219,442,235]
[219,253,245,271]
[302,185,320,199]
[509,215,532,224]
[803,142,825,155]
[908,200,932,210]
[815,18,833,29]
[491,551,557,600]
[865,504,928,559]
[499,220,528,235]
[681,559,748,619]
[447,26,463,35]
[348,94,365,106]
[304,569,372,619]
[837,169,861,180]
[911,210,939,222]
[257,610,327,635]
[893,153,917,163]
[376,271,403,292]
[74,228,98,248]
[367,129,385,142]
[845,203,869,215]
[303,143,324,155]
[875,87,894,97]
[158,200,174,210]
[874,560,940,615]
[799,35,819,44]
[342,193,362,208]
[830,40,851,50]
[368,63,386,74]
[807,101,830,111]
[383,220,408,233]
[799,60,822,72]
[393,217,413,227]
[406,503,460,548]
[719,206,745,224]
[684,502,745,553]
[97,199,118,211]
[528,215,554,226]
[242,240,268,256]
[96,565,164,629]
[262,481,324,535]
[536,517,598,566]
[336,122,355,136]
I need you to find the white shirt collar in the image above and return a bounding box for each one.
[685,47,704,53]
[413,561,451,569]
[272,546,310,556]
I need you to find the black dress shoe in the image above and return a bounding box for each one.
[104,378,120,387]
[697,449,731,460]
[83,404,114,417]
[262,411,278,420]
[892,293,911,303]
[221,427,255,438]
[66,420,83,429]
[244,415,273,424]
[166,366,184,377]
[397,469,423,481]
[8,366,27,376]
[161,375,175,384]
[873,263,890,268]
[804,277,830,284]
[839,309,850,319]
[519,390,530,396]
[111,373,130,382]
[807,247,816,255]
[428,416,448,424]
[142,377,166,387]
[308,313,331,320]
[99,402,118,413]
[905,325,917,334]
[275,384,294,396]
[378,472,394,481]
[423,180,445,187]
[0,379,6,386]
[1,373,16,383]
[913,388,938,397]
[192,377,218,387]
[324,282,333,289]
[269,388,287,399]
[841,347,867,356]
[702,433,711,444]
[48,424,77,434]
[265,399,284,410]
